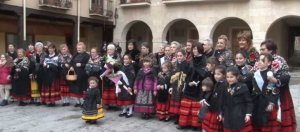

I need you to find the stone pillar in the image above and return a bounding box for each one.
[16,12,26,49]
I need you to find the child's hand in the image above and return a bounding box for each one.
[217,115,223,122]
[127,87,132,92]
[153,91,157,96]
[97,104,100,108]
[76,63,81,67]
[266,103,274,112]
[168,88,173,94]
[188,82,194,86]
[7,75,11,80]
[244,114,251,123]
[134,89,137,94]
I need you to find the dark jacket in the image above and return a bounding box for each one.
[208,80,227,113]
[252,69,279,128]
[222,82,253,130]
[157,72,171,103]
[183,55,207,100]
[117,64,135,101]
[82,87,101,115]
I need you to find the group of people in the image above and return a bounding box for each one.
[0,31,297,132]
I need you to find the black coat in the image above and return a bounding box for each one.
[237,65,253,93]
[117,64,135,101]
[183,55,207,100]
[222,82,253,130]
[157,72,171,103]
[252,69,279,128]
[82,87,101,115]
[208,80,227,113]
[69,52,90,94]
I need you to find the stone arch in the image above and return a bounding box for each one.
[266,15,300,65]
[162,18,199,45]
[210,17,252,54]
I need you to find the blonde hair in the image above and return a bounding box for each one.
[218,35,229,45]
[77,42,86,51]
[237,31,253,48]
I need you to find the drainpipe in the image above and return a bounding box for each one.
[77,0,80,42]
[23,0,26,45]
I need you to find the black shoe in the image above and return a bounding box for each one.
[174,120,179,124]
[74,103,81,107]
[176,126,187,130]
[62,103,70,106]
[191,127,198,131]
[119,112,127,117]
[0,100,8,106]
[41,102,47,105]
[125,114,132,118]
[35,102,41,106]
[29,100,35,104]
[90,120,97,124]
[47,103,55,107]
[85,120,91,124]
[18,101,27,106]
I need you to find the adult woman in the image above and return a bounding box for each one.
[138,42,157,72]
[254,39,296,132]
[29,42,47,105]
[85,47,102,78]
[41,44,61,107]
[70,42,90,107]
[101,43,121,108]
[213,35,234,67]
[124,40,140,72]
[178,42,207,130]
[58,44,72,106]
[12,49,30,106]
[237,31,259,66]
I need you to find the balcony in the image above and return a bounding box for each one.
[120,0,151,7]
[89,0,113,18]
[162,0,248,4]
[39,0,73,10]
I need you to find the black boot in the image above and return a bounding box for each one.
[18,101,27,106]
[0,100,8,106]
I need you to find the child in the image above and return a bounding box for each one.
[81,76,104,124]
[117,54,135,118]
[235,51,254,93]
[0,54,13,106]
[156,61,172,121]
[202,65,227,132]
[169,49,188,124]
[205,57,218,83]
[134,57,157,119]
[222,67,253,132]
[252,53,281,131]
[198,77,214,123]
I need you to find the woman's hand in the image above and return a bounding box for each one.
[134,89,137,94]
[217,115,223,122]
[188,82,194,86]
[76,63,81,67]
[266,103,274,112]
[244,114,251,123]
[168,88,173,94]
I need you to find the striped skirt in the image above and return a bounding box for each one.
[178,97,201,127]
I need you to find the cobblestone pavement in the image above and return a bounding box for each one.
[0,72,299,132]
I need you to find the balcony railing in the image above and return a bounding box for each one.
[89,0,113,18]
[120,0,151,7]
[39,0,73,10]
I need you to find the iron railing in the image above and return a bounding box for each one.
[39,0,73,9]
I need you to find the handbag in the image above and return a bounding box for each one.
[66,67,77,81]
[198,105,209,122]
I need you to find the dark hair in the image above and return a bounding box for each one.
[123,54,132,61]
[48,44,57,53]
[141,42,151,52]
[127,39,137,50]
[162,61,173,70]
[226,66,240,78]
[260,53,274,62]
[192,42,204,55]
[207,57,218,65]
[142,57,153,66]
[235,50,247,58]
[88,76,99,83]
[260,39,277,54]
[215,65,226,75]
[202,77,214,90]
[186,39,195,45]
[176,48,186,56]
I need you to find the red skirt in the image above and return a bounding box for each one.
[60,79,70,97]
[117,100,134,106]
[156,100,170,119]
[280,86,296,132]
[202,111,223,132]
[41,81,61,103]
[224,121,252,132]
[169,100,181,115]
[102,88,117,105]
[178,97,201,127]
[254,106,281,132]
